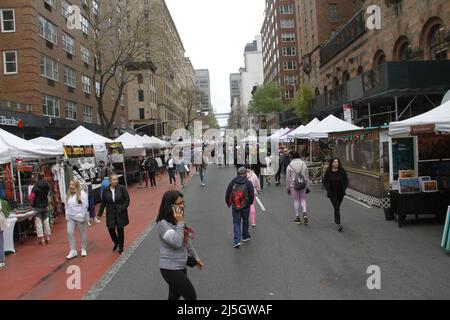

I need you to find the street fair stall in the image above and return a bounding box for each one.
[329,127,390,206]
[387,100,450,227]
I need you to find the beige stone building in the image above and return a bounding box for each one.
[0,0,128,139]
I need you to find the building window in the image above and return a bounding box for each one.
[137,74,143,84]
[280,19,294,28]
[429,25,448,61]
[42,95,60,117]
[81,46,90,64]
[284,89,293,99]
[120,94,125,106]
[83,106,93,123]
[81,75,91,93]
[65,101,77,120]
[284,75,297,85]
[92,0,99,16]
[281,33,295,42]
[64,66,76,88]
[43,0,56,8]
[280,5,294,14]
[139,108,145,120]
[62,32,75,55]
[120,116,126,129]
[138,90,144,101]
[328,4,338,22]
[3,51,17,74]
[80,15,89,35]
[40,55,58,81]
[1,9,15,32]
[61,0,70,18]
[95,81,101,97]
[283,60,297,70]
[38,16,57,44]
[282,47,296,56]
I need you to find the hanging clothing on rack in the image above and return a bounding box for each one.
[1,164,14,202]
[87,184,96,219]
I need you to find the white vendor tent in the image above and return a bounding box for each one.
[287,118,320,139]
[389,100,450,136]
[0,128,63,160]
[0,138,13,164]
[59,126,113,151]
[29,137,64,153]
[298,115,361,139]
[114,133,147,157]
[144,135,170,148]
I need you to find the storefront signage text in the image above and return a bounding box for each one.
[0,116,23,128]
[411,124,436,135]
[64,145,95,159]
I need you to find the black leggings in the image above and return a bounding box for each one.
[160,268,197,300]
[330,195,344,225]
[108,227,124,250]
[149,171,156,187]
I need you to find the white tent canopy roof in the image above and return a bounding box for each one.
[287,118,320,139]
[29,137,63,147]
[142,135,170,148]
[298,115,361,139]
[59,126,113,151]
[0,129,63,161]
[115,132,148,149]
[389,100,450,136]
[269,127,291,140]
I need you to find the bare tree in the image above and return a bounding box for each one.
[178,87,202,131]
[83,0,146,137]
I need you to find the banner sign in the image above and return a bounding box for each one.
[0,116,23,128]
[64,145,95,159]
[105,142,125,163]
[410,124,435,135]
[343,103,353,124]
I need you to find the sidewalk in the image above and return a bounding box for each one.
[0,171,191,300]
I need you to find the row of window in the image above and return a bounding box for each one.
[42,95,94,122]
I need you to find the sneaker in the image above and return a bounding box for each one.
[337,224,343,232]
[0,262,5,270]
[66,250,78,260]
[251,224,256,228]
[303,215,309,225]
[233,243,241,248]
[242,236,252,242]
[293,217,302,224]
[81,249,87,257]
[201,183,205,187]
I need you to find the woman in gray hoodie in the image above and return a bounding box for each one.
[157,190,204,300]
[286,151,310,225]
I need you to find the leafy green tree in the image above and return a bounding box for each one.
[293,85,314,122]
[248,83,284,114]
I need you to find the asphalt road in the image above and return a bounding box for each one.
[90,166,450,300]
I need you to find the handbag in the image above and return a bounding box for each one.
[187,255,198,268]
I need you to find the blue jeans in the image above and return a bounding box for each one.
[232,208,250,244]
[199,168,206,184]
[0,230,4,262]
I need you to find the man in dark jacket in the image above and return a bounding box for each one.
[225,167,255,248]
[147,157,159,187]
[32,173,51,245]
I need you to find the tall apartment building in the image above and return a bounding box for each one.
[240,35,264,108]
[0,0,128,139]
[261,0,299,105]
[229,73,241,106]
[145,0,192,137]
[195,69,211,113]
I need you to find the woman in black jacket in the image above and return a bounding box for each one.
[95,173,130,254]
[322,158,349,232]
[32,174,51,245]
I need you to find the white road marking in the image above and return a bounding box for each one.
[256,196,266,212]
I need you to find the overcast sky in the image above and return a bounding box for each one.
[165,0,266,126]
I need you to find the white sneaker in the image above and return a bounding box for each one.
[81,249,87,257]
[0,262,6,269]
[66,250,78,260]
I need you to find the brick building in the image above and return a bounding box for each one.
[299,0,450,126]
[261,0,300,104]
[0,0,129,139]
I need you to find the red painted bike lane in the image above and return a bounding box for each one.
[0,172,191,300]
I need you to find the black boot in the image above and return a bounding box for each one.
[113,242,119,252]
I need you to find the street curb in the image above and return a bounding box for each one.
[82,221,156,300]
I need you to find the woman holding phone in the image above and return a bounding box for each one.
[157,190,204,300]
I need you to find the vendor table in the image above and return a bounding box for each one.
[9,210,36,240]
[389,190,450,227]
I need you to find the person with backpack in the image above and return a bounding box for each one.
[225,167,255,248]
[286,151,310,225]
[322,157,349,232]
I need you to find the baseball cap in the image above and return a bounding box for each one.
[237,167,247,175]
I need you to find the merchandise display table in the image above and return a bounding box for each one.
[389,190,450,227]
[4,210,35,252]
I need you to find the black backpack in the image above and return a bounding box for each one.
[290,163,307,191]
[229,182,249,210]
